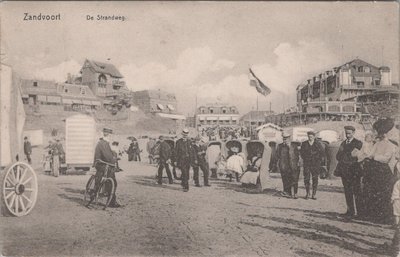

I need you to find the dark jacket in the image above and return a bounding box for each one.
[94,138,116,165]
[24,141,32,155]
[175,138,193,167]
[276,142,300,171]
[335,138,363,177]
[300,140,325,167]
[159,141,171,162]
[191,143,207,166]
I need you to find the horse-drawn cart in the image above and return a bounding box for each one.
[0,63,38,216]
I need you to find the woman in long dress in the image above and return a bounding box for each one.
[364,118,397,223]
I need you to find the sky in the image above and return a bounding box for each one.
[1,1,399,116]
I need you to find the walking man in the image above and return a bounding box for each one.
[276,132,300,198]
[335,125,363,217]
[24,136,32,164]
[192,136,211,187]
[300,131,325,200]
[175,128,193,192]
[157,136,174,185]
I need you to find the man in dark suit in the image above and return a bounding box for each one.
[335,125,363,217]
[192,137,210,187]
[175,128,193,192]
[300,131,325,200]
[23,136,32,164]
[157,136,173,185]
[275,132,300,198]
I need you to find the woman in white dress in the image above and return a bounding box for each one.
[226,146,245,182]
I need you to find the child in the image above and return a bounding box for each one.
[111,141,123,172]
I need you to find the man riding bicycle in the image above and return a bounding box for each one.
[93,128,121,208]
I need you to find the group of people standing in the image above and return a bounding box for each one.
[335,119,398,223]
[157,129,211,192]
[275,130,326,200]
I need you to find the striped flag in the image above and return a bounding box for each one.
[249,68,271,96]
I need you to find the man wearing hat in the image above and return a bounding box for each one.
[157,135,174,185]
[300,131,325,200]
[335,125,363,217]
[276,131,300,198]
[175,128,193,192]
[93,128,121,207]
[192,136,211,187]
[23,136,32,164]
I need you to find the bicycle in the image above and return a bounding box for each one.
[83,159,116,210]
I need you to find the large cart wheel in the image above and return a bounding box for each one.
[96,178,114,210]
[1,162,38,217]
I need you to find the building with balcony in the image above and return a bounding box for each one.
[20,79,100,110]
[195,104,240,128]
[296,58,393,114]
[80,59,127,99]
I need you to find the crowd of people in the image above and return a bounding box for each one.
[88,117,399,254]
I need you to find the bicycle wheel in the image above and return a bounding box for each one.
[83,175,96,206]
[96,178,114,210]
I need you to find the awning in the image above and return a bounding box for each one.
[91,101,101,106]
[47,96,61,103]
[218,116,230,121]
[82,100,92,105]
[72,99,82,104]
[232,117,238,120]
[206,117,217,121]
[22,94,29,98]
[103,100,112,105]
[198,116,205,121]
[62,98,73,104]
[37,95,47,101]
[157,113,186,120]
[167,104,175,111]
[157,103,164,110]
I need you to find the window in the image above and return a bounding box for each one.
[64,88,69,93]
[222,109,226,114]
[364,66,370,73]
[356,82,364,86]
[33,82,38,87]
[80,88,86,95]
[375,80,380,86]
[357,66,364,72]
[210,109,214,114]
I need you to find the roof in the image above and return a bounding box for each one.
[81,59,123,78]
[20,79,58,95]
[57,83,97,99]
[241,110,274,121]
[339,58,379,71]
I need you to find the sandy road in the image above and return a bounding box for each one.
[0,156,395,257]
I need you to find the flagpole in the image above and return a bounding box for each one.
[256,94,259,111]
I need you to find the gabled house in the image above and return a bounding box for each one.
[80,59,126,98]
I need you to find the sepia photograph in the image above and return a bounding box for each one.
[0,1,399,257]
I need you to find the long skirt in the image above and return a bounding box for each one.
[363,159,394,222]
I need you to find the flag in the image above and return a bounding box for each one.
[249,68,271,96]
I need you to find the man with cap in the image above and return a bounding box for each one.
[192,136,211,187]
[175,128,193,192]
[335,125,363,218]
[24,136,32,164]
[300,131,325,200]
[93,128,121,207]
[276,131,300,198]
[157,135,174,185]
